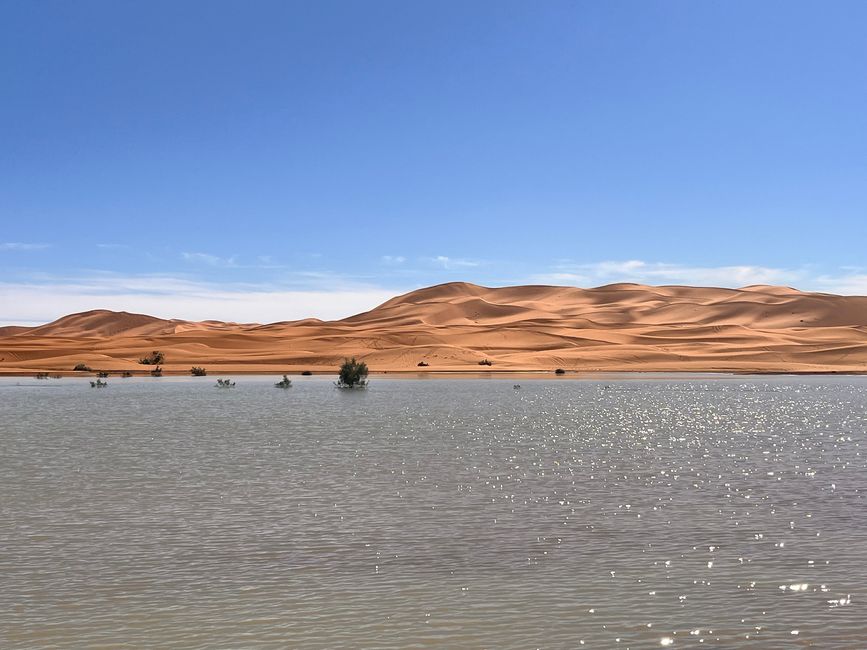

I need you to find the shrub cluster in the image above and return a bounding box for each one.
[190,366,207,376]
[138,350,165,365]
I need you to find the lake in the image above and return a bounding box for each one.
[1,375,865,648]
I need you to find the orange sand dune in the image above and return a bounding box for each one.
[2,282,867,375]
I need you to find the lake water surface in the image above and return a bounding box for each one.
[1,375,865,648]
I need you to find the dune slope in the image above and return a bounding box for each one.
[2,283,866,374]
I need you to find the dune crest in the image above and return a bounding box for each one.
[2,282,866,374]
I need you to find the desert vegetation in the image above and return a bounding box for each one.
[138,350,165,365]
[417,361,429,367]
[89,379,108,388]
[121,371,133,378]
[150,366,163,377]
[478,359,493,366]
[301,370,313,376]
[97,371,109,378]
[275,374,293,389]
[215,378,236,388]
[35,372,50,379]
[73,363,92,372]
[190,366,207,376]
[336,357,368,388]
[555,368,566,375]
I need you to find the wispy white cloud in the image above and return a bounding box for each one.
[381,255,406,265]
[0,242,51,251]
[96,243,129,250]
[182,251,238,267]
[530,260,867,295]
[813,273,867,295]
[430,255,481,270]
[0,273,400,325]
[532,260,806,288]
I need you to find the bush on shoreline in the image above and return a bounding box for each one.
[138,351,165,365]
[190,366,207,376]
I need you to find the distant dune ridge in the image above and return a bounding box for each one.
[2,282,867,374]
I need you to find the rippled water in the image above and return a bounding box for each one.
[1,374,865,648]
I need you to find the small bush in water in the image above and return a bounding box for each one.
[215,378,236,388]
[336,357,368,388]
[275,374,293,389]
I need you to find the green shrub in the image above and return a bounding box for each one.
[215,378,235,388]
[336,357,368,388]
[275,374,292,389]
[190,366,207,376]
[138,350,165,365]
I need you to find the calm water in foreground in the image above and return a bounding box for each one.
[1,375,865,648]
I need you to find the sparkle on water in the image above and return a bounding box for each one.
[0,374,865,648]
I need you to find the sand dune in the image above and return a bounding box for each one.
[2,282,867,374]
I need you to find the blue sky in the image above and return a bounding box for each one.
[2,1,866,324]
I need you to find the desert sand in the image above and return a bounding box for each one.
[2,282,867,375]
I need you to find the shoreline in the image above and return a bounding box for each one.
[2,368,866,378]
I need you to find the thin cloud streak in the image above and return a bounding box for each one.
[430,255,481,270]
[0,242,51,251]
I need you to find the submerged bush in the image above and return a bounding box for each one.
[215,378,236,388]
[336,357,368,388]
[89,379,108,388]
[275,374,293,389]
[35,372,49,379]
[150,366,163,377]
[190,366,207,376]
[96,371,109,378]
[121,371,133,378]
[73,363,92,372]
[138,350,165,365]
